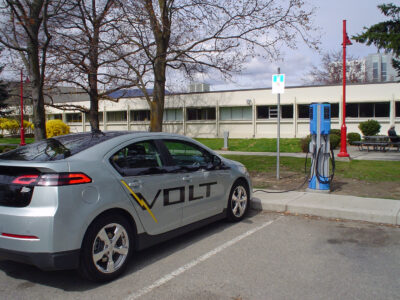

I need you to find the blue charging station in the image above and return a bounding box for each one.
[309,103,332,191]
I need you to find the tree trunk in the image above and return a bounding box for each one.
[28,41,46,140]
[149,45,167,132]
[31,84,46,140]
[88,73,100,131]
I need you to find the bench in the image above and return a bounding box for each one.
[389,141,400,151]
[352,137,400,152]
[352,141,389,152]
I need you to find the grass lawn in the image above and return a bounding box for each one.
[223,155,400,182]
[0,137,35,144]
[196,138,302,153]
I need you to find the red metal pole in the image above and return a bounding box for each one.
[20,70,26,146]
[338,20,349,157]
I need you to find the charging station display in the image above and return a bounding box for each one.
[309,103,334,191]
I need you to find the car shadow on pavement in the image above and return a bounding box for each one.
[0,210,261,291]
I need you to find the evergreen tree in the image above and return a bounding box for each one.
[353,3,400,77]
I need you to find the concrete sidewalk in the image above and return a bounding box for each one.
[251,190,400,225]
[217,145,400,161]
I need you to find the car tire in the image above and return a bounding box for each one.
[79,214,133,282]
[227,180,250,222]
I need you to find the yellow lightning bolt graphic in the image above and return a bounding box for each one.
[121,180,158,223]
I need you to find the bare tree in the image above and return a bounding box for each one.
[0,0,65,140]
[47,0,140,131]
[117,0,318,132]
[303,50,365,85]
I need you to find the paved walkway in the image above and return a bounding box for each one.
[216,145,400,161]
[217,146,400,225]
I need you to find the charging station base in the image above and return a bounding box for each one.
[306,188,330,194]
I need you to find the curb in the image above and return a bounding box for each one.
[251,190,400,225]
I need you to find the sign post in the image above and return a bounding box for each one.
[272,69,285,180]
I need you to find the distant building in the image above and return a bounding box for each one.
[365,53,400,82]
[189,83,210,93]
[39,81,400,138]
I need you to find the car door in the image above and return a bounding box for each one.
[109,139,183,235]
[161,139,229,225]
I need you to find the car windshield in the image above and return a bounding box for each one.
[0,131,127,161]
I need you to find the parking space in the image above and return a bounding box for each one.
[0,211,399,299]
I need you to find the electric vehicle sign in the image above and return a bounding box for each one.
[272,74,285,94]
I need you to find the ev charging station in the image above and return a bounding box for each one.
[308,103,334,191]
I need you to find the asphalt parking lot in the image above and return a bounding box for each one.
[0,211,399,300]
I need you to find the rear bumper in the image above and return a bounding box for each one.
[0,248,80,270]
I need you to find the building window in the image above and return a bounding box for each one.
[381,62,387,81]
[375,102,390,117]
[346,102,389,118]
[257,106,269,119]
[373,61,379,81]
[220,107,252,121]
[331,103,339,118]
[297,104,310,118]
[163,109,183,121]
[130,110,150,121]
[187,108,216,121]
[66,113,82,123]
[396,102,400,117]
[107,111,127,122]
[346,103,358,117]
[281,105,293,119]
[359,103,374,117]
[257,105,292,119]
[47,114,62,120]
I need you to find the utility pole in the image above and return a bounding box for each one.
[338,20,352,158]
[20,70,25,146]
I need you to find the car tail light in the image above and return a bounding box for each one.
[12,175,39,185]
[12,173,92,186]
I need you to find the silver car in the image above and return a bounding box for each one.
[0,131,251,282]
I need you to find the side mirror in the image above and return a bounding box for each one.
[212,155,222,168]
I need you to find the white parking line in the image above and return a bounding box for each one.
[126,217,280,300]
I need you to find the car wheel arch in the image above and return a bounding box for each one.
[80,208,138,250]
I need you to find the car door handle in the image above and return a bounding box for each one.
[128,180,142,188]
[182,175,192,183]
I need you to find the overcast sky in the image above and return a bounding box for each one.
[208,0,386,91]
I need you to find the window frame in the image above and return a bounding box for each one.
[220,106,252,121]
[160,139,214,170]
[186,107,216,121]
[109,139,166,177]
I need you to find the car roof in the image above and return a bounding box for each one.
[0,131,211,163]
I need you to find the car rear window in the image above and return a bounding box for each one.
[0,131,127,161]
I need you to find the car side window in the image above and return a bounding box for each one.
[163,140,212,168]
[110,141,163,174]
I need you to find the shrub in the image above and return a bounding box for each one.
[347,132,361,144]
[46,119,70,138]
[330,129,341,137]
[0,118,33,135]
[1,118,19,135]
[329,134,340,150]
[358,119,381,136]
[299,135,311,153]
[23,120,34,134]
